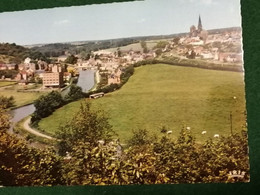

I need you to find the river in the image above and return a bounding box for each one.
[77,70,95,92]
[9,70,95,127]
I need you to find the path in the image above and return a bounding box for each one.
[23,117,56,140]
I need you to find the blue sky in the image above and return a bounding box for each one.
[0,0,241,45]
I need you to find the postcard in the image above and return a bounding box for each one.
[0,0,249,186]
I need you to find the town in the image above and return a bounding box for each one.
[0,16,242,93]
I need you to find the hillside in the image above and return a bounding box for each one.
[0,43,47,64]
[39,64,246,143]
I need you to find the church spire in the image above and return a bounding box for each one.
[198,15,202,33]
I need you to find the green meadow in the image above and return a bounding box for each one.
[39,64,246,143]
[0,81,17,87]
[0,84,45,107]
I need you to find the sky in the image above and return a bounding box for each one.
[0,0,241,45]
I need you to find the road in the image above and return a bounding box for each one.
[23,117,56,140]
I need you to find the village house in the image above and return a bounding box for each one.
[218,53,242,63]
[108,69,121,85]
[0,63,17,70]
[57,55,68,62]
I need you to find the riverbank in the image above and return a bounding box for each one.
[89,70,100,91]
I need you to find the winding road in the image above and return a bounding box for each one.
[23,117,56,140]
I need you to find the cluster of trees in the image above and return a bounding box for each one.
[186,50,196,59]
[131,58,243,72]
[0,43,48,64]
[64,84,85,102]
[31,91,64,123]
[140,41,148,53]
[31,86,84,123]
[65,55,78,64]
[153,41,168,49]
[0,95,15,109]
[0,69,19,79]
[0,102,249,186]
[32,38,139,58]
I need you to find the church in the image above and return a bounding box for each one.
[189,15,208,43]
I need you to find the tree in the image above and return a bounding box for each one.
[153,41,168,49]
[67,67,76,77]
[0,95,15,109]
[155,48,162,56]
[0,106,10,132]
[116,48,122,57]
[64,84,84,102]
[31,91,64,122]
[0,107,64,186]
[65,55,78,64]
[140,41,148,53]
[128,129,156,147]
[173,37,180,45]
[57,101,115,155]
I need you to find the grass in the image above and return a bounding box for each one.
[0,84,45,108]
[0,81,17,87]
[39,64,246,143]
[104,42,157,53]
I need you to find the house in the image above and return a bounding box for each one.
[24,57,31,64]
[218,53,242,63]
[108,69,121,85]
[201,52,214,59]
[57,55,68,62]
[0,64,16,70]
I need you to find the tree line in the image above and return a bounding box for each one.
[0,43,48,64]
[0,101,249,186]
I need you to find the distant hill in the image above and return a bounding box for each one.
[26,26,241,58]
[0,43,47,64]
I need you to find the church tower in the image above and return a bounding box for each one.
[198,15,202,33]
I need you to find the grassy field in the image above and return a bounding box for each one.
[105,42,157,53]
[39,64,246,143]
[0,84,45,107]
[0,81,17,87]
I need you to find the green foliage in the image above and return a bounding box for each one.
[0,107,64,186]
[0,43,48,63]
[0,95,15,109]
[31,91,64,122]
[64,84,84,102]
[0,131,64,186]
[63,141,126,185]
[0,106,10,131]
[57,101,115,155]
[128,129,156,147]
[155,48,162,56]
[65,55,78,64]
[0,69,19,79]
[153,41,168,49]
[140,41,148,53]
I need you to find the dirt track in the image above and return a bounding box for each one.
[23,117,55,140]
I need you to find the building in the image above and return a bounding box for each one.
[42,72,64,87]
[42,65,64,87]
[189,15,208,44]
